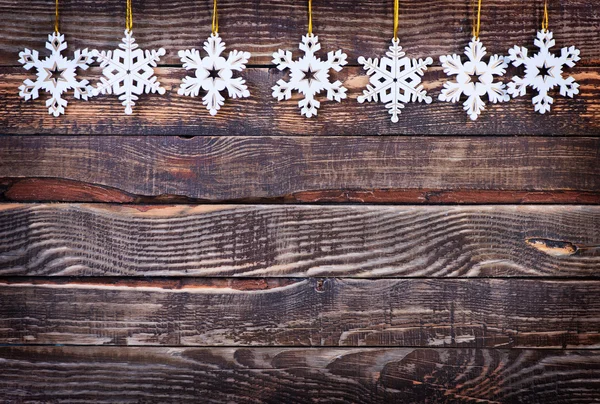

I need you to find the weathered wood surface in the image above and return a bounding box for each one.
[2,278,600,347]
[1,136,599,203]
[1,346,600,403]
[1,67,598,135]
[1,204,599,277]
[1,0,599,67]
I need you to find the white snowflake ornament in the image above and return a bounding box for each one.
[18,32,94,117]
[178,33,251,116]
[358,38,433,122]
[92,30,166,115]
[272,34,348,118]
[439,37,510,120]
[507,30,580,114]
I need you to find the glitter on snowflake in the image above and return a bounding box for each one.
[357,38,433,122]
[18,32,94,117]
[178,33,251,116]
[438,37,510,121]
[272,34,347,118]
[507,30,580,114]
[92,30,166,115]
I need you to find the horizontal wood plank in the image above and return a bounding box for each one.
[1,136,598,202]
[1,67,598,135]
[1,347,600,403]
[1,204,599,277]
[2,0,599,67]
[2,278,600,347]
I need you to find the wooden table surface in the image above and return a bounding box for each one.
[1,0,599,402]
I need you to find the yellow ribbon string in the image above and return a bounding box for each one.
[308,0,313,35]
[212,0,218,34]
[473,0,482,39]
[393,0,399,41]
[54,0,59,33]
[126,0,133,32]
[542,0,549,32]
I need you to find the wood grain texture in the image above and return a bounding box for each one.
[1,67,598,135]
[1,347,600,403]
[2,278,600,347]
[1,0,599,66]
[1,204,599,277]
[1,136,599,202]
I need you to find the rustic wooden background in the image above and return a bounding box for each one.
[1,0,599,402]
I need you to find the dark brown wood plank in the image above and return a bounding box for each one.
[1,67,598,135]
[1,204,599,277]
[1,136,598,202]
[1,0,598,66]
[1,346,599,403]
[1,278,600,347]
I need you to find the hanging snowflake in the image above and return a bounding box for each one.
[272,34,347,118]
[92,30,166,115]
[357,38,433,122]
[507,30,580,114]
[18,32,94,117]
[178,33,251,116]
[438,37,510,121]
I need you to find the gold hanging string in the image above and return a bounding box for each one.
[308,0,313,35]
[393,0,399,41]
[212,0,218,34]
[126,0,133,32]
[472,0,482,39]
[542,0,549,32]
[54,0,59,33]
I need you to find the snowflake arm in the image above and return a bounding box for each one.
[558,75,579,98]
[439,54,464,76]
[226,50,251,72]
[508,45,529,67]
[272,79,293,100]
[486,54,509,76]
[327,50,347,72]
[560,46,580,68]
[325,79,347,102]
[203,34,226,58]
[439,80,463,103]
[272,50,293,71]
[532,92,553,114]
[507,76,528,97]
[203,88,225,116]
[463,93,486,121]
[299,95,320,118]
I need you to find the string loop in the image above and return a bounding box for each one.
[542,0,549,32]
[126,0,133,32]
[393,0,399,41]
[308,0,313,35]
[54,0,59,33]
[472,0,482,39]
[212,0,218,35]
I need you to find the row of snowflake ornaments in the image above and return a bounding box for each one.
[19,1,580,121]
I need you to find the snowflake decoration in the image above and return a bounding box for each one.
[439,37,510,121]
[357,38,433,122]
[507,30,580,114]
[92,30,166,115]
[272,34,347,118]
[18,32,94,117]
[178,33,251,116]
